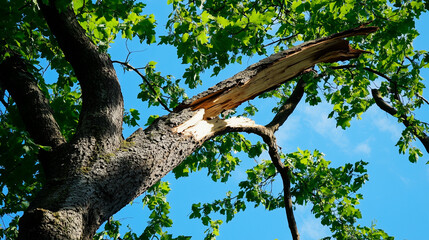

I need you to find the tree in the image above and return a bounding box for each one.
[0,0,428,239]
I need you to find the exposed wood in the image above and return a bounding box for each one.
[173,109,301,240]
[172,109,264,141]
[176,26,377,119]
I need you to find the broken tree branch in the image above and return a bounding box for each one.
[173,111,300,239]
[162,26,380,240]
[172,27,379,239]
[175,26,377,120]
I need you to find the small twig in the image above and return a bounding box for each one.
[330,64,395,83]
[112,60,172,112]
[42,62,51,76]
[263,34,298,48]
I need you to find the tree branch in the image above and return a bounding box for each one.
[371,89,398,116]
[0,53,65,148]
[112,60,172,112]
[416,93,429,105]
[38,1,123,148]
[223,125,299,239]
[259,131,299,240]
[371,89,429,153]
[176,26,378,119]
[262,34,298,48]
[330,64,394,83]
[266,78,306,132]
[332,64,429,105]
[173,112,300,239]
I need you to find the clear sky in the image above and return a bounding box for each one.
[106,1,429,240]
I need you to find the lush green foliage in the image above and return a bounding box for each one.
[1,0,428,239]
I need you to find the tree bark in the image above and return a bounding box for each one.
[0,2,377,237]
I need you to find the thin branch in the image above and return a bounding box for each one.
[262,34,298,48]
[331,64,429,105]
[371,88,429,153]
[112,60,172,113]
[220,123,300,240]
[263,133,299,240]
[371,89,397,116]
[416,93,429,105]
[330,64,394,83]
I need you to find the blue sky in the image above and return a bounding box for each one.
[107,1,429,240]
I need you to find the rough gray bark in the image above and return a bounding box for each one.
[0,1,377,239]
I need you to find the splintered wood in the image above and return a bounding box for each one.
[175,26,377,121]
[173,109,260,141]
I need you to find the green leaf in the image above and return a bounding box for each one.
[182,33,189,42]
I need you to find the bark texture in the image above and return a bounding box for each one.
[0,1,377,238]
